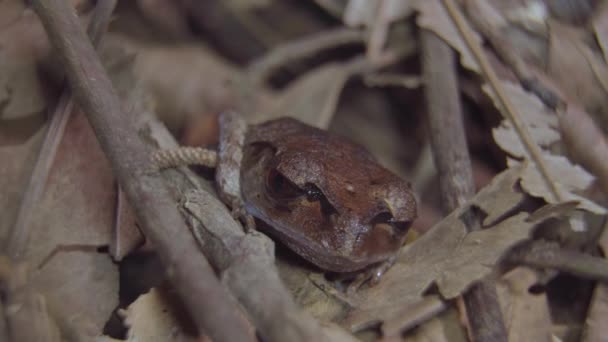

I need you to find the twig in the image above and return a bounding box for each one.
[247,27,365,85]
[179,0,266,63]
[441,0,564,203]
[509,240,608,282]
[367,0,390,62]
[421,29,508,342]
[6,0,116,260]
[30,1,253,341]
[141,113,330,342]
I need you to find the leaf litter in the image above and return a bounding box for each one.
[2,0,608,341]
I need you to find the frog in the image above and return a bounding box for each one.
[214,112,417,274]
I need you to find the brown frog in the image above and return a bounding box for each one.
[237,117,417,273]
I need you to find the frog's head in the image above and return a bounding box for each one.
[241,118,417,272]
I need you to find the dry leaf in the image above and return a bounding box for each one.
[414,0,480,72]
[0,6,51,121]
[497,267,552,342]
[0,111,119,336]
[507,157,605,214]
[343,0,415,27]
[104,35,240,133]
[548,22,608,121]
[344,164,574,331]
[490,82,560,158]
[0,127,45,240]
[592,2,608,62]
[402,308,467,342]
[260,62,352,129]
[121,288,200,342]
[485,80,605,214]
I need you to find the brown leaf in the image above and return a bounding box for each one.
[548,21,608,120]
[485,80,605,214]
[104,35,240,133]
[260,62,352,129]
[1,112,119,336]
[414,0,480,72]
[490,82,560,158]
[343,0,415,27]
[401,308,467,342]
[0,5,51,121]
[0,127,45,240]
[497,267,552,342]
[593,2,608,62]
[507,157,605,214]
[121,288,201,342]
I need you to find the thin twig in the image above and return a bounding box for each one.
[247,27,365,85]
[441,0,564,202]
[421,29,508,342]
[509,240,608,282]
[30,1,253,340]
[6,0,117,260]
[367,0,390,62]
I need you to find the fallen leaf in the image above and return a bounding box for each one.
[0,6,51,121]
[26,111,119,336]
[497,267,552,342]
[0,126,45,240]
[490,82,560,158]
[402,308,467,342]
[121,288,200,342]
[507,157,605,214]
[592,2,608,62]
[0,110,119,337]
[414,0,480,72]
[547,21,608,121]
[103,34,240,133]
[343,0,415,27]
[344,164,575,331]
[260,62,352,129]
[485,80,605,215]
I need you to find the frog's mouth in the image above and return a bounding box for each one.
[245,205,393,273]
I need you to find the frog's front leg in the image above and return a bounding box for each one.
[215,111,256,231]
[151,111,255,230]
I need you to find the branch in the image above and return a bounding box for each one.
[509,241,608,282]
[30,1,253,340]
[421,29,508,342]
[247,27,365,85]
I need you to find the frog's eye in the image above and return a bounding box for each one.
[303,183,338,217]
[370,212,412,236]
[266,169,303,200]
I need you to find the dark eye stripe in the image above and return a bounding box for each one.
[266,169,303,200]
